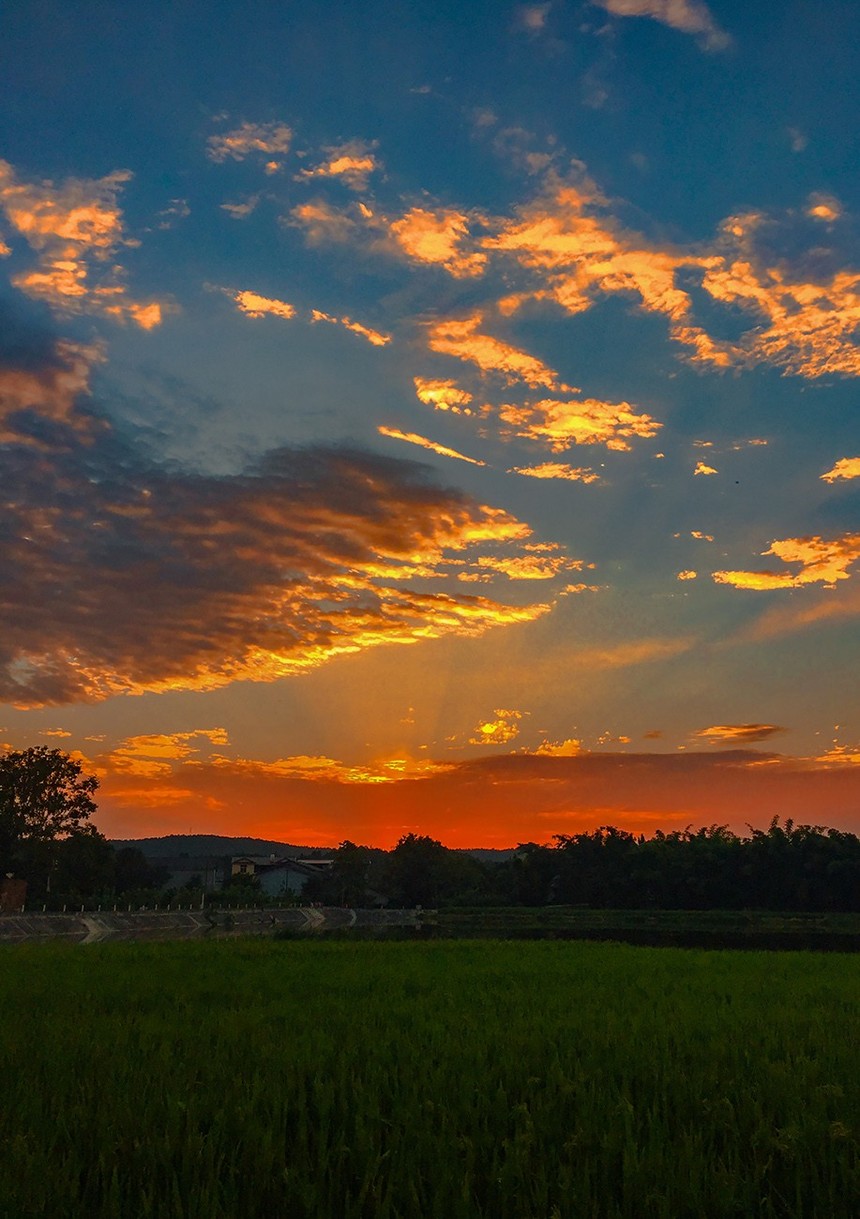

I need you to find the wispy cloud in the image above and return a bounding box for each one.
[694,724,785,744]
[234,289,296,319]
[714,535,860,591]
[592,0,731,51]
[298,140,380,190]
[413,378,474,415]
[427,312,562,387]
[207,121,292,165]
[509,462,600,482]
[377,426,485,466]
[0,159,162,327]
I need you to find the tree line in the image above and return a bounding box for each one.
[2,747,859,912]
[307,821,860,912]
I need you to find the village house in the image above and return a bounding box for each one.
[231,854,333,898]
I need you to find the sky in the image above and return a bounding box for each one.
[1,0,859,847]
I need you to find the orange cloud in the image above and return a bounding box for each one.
[822,457,860,483]
[427,312,562,387]
[298,141,379,190]
[694,724,785,744]
[509,462,600,482]
[593,0,731,50]
[469,708,523,746]
[694,461,718,475]
[212,752,454,785]
[289,199,358,245]
[1,361,568,703]
[0,159,162,326]
[311,310,390,346]
[234,289,296,320]
[534,737,583,756]
[377,426,486,466]
[714,534,860,591]
[0,338,98,443]
[413,378,474,414]
[677,570,697,581]
[207,121,292,164]
[389,207,487,277]
[499,396,660,451]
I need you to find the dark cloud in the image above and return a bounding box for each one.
[0,330,552,706]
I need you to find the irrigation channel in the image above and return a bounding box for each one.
[2,906,860,949]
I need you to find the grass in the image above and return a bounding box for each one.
[0,939,858,1218]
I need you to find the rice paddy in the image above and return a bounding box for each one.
[1,938,858,1218]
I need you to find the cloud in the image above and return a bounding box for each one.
[0,336,569,705]
[234,289,296,319]
[694,460,718,475]
[0,334,99,443]
[413,378,474,415]
[592,0,731,50]
[677,570,697,580]
[694,724,786,744]
[515,4,552,33]
[289,199,359,245]
[207,121,292,165]
[733,582,860,642]
[0,159,162,326]
[509,462,600,482]
[102,729,229,777]
[427,312,562,387]
[311,310,390,346]
[499,396,660,451]
[389,208,487,277]
[714,535,860,591]
[377,426,486,466]
[822,457,860,483]
[469,708,523,745]
[298,141,379,190]
[533,737,582,756]
[220,195,261,220]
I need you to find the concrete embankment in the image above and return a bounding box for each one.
[0,906,420,944]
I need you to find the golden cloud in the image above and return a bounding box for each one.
[499,396,660,451]
[389,207,487,277]
[694,724,785,744]
[714,534,860,591]
[311,310,390,346]
[469,708,523,746]
[427,312,562,387]
[377,426,486,466]
[207,121,292,164]
[1,354,567,703]
[821,457,860,483]
[0,159,162,326]
[234,289,296,320]
[210,752,454,785]
[298,141,379,190]
[414,378,474,414]
[509,462,600,482]
[694,461,718,475]
[534,737,583,756]
[677,570,697,580]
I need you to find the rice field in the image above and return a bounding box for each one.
[1,939,858,1218]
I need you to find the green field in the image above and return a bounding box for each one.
[1,940,858,1218]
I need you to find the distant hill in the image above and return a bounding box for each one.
[109,834,328,859]
[110,834,516,863]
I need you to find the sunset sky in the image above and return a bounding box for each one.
[1,0,859,846]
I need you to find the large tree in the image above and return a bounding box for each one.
[0,747,99,885]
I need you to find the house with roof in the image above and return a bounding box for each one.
[231,854,333,898]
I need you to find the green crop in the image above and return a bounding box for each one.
[0,940,858,1218]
